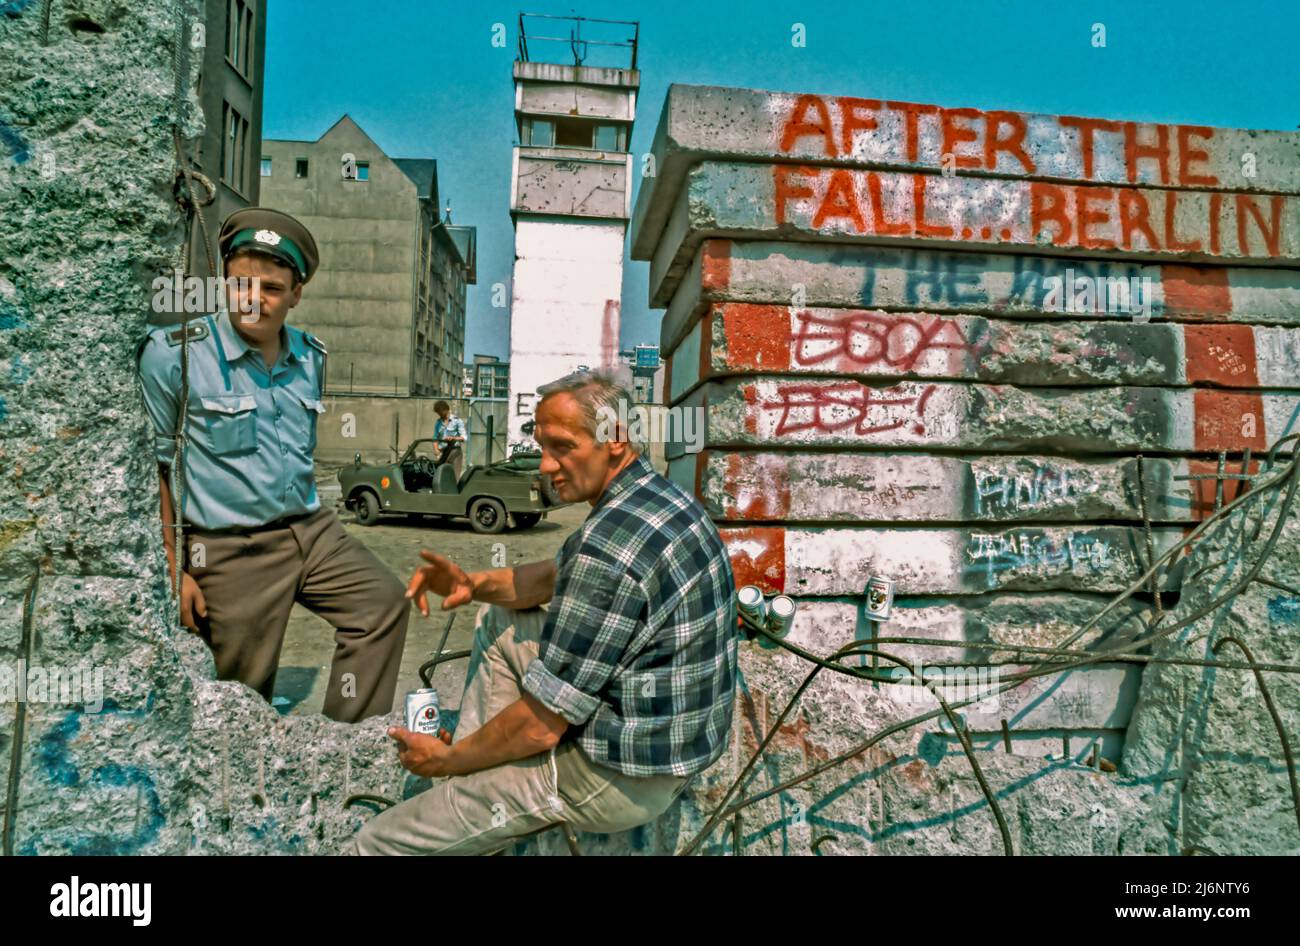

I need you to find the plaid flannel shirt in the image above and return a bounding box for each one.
[522,454,739,777]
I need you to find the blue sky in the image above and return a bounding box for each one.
[263,0,1300,361]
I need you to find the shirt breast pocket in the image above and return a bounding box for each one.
[295,391,326,452]
[197,394,258,456]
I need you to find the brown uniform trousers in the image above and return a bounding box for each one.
[184,506,410,723]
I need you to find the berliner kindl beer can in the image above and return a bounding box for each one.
[767,595,796,636]
[736,585,768,629]
[405,688,441,735]
[865,576,895,621]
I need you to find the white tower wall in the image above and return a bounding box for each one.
[507,217,625,446]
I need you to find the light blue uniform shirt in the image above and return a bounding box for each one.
[434,414,467,448]
[136,311,328,529]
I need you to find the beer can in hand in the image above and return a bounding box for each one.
[405,688,441,736]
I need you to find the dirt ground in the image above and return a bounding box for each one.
[272,475,589,722]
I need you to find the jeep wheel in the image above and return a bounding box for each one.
[470,498,507,534]
[355,491,381,526]
[513,513,541,530]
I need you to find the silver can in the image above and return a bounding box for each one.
[736,584,768,629]
[865,576,895,621]
[767,595,797,636]
[405,688,441,735]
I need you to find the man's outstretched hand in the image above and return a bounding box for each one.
[406,550,474,614]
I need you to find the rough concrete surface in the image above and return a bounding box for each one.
[3,19,1297,858]
[617,84,1300,856]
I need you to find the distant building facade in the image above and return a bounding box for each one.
[260,115,475,397]
[468,354,510,399]
[180,0,266,286]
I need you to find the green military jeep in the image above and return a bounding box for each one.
[338,438,565,534]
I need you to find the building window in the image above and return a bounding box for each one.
[220,101,249,194]
[260,156,272,177]
[594,124,624,151]
[554,117,591,148]
[522,117,554,147]
[295,158,309,178]
[225,0,255,80]
[356,161,369,181]
[523,117,627,152]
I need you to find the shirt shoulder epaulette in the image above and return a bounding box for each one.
[136,320,208,363]
[164,321,209,347]
[293,328,328,398]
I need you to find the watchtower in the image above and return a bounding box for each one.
[505,13,640,449]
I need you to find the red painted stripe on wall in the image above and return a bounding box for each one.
[722,452,793,519]
[720,303,792,371]
[1183,324,1260,386]
[723,526,787,593]
[1162,264,1233,320]
[1187,457,1262,520]
[741,382,760,436]
[1192,390,1267,452]
[701,239,732,291]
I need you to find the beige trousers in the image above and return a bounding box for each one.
[345,603,688,855]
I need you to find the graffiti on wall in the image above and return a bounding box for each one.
[964,530,1114,587]
[770,95,1290,258]
[759,381,939,438]
[790,309,980,372]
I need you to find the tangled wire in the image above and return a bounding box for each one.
[682,435,1300,856]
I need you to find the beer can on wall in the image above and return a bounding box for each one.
[405,688,441,735]
[865,576,895,621]
[736,585,768,629]
[767,595,797,636]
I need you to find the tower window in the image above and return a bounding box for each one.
[594,124,624,151]
[522,118,554,147]
[554,117,591,148]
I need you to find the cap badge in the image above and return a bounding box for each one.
[254,229,282,246]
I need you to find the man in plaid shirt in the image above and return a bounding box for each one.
[347,369,738,855]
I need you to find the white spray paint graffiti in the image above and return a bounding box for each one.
[965,531,1113,586]
[971,464,1098,516]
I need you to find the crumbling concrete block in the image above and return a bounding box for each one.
[669,378,1297,455]
[659,240,1300,356]
[0,0,406,856]
[671,451,1197,523]
[617,83,1300,856]
[667,304,1300,400]
[647,162,1300,306]
[631,85,1300,262]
